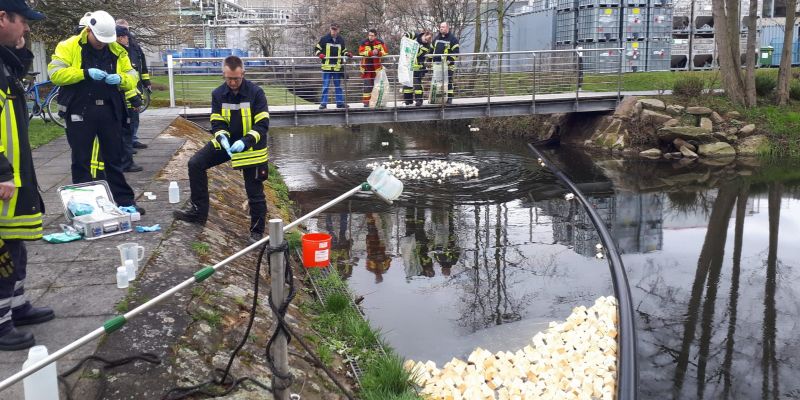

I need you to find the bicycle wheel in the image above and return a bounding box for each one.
[45,87,65,128]
[137,81,151,112]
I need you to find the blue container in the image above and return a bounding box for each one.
[769,41,800,66]
[215,48,233,57]
[233,48,248,57]
[181,48,200,58]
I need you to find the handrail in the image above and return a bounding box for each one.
[527,144,639,400]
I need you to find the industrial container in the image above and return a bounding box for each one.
[579,0,620,8]
[623,7,647,40]
[649,7,673,40]
[583,42,623,71]
[647,40,671,70]
[623,41,645,71]
[624,0,647,6]
[692,52,714,69]
[649,0,672,6]
[577,7,620,42]
[556,10,577,43]
[693,37,715,53]
[770,41,800,66]
[557,0,576,11]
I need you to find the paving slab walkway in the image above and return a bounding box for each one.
[0,110,183,400]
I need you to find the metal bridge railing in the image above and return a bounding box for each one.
[158,49,622,113]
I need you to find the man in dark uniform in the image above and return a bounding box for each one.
[174,56,270,243]
[115,25,143,173]
[0,0,54,351]
[431,22,460,104]
[48,10,144,213]
[402,30,432,106]
[315,22,351,109]
[116,19,150,150]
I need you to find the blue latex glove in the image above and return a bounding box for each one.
[104,74,121,85]
[135,224,161,233]
[87,68,107,81]
[216,134,230,150]
[230,140,245,153]
[43,232,82,243]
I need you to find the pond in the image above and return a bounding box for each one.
[269,122,800,399]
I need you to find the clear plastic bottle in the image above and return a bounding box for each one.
[168,181,180,204]
[116,266,129,289]
[23,345,59,400]
[125,259,137,282]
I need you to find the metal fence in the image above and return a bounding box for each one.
[159,49,623,111]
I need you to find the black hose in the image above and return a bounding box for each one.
[527,143,639,400]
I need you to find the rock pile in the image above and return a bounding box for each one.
[404,296,619,400]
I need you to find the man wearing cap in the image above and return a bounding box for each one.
[315,23,351,109]
[115,25,144,173]
[116,19,150,150]
[48,10,145,214]
[0,0,55,351]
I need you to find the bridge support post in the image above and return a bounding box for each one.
[167,54,175,108]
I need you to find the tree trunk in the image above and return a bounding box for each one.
[777,0,797,104]
[474,0,482,54]
[712,0,747,104]
[497,0,505,53]
[744,0,759,106]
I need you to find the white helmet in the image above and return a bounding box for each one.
[78,12,93,28]
[87,10,116,43]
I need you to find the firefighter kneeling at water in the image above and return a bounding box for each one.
[174,56,270,243]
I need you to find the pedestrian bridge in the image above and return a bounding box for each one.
[158,49,626,127]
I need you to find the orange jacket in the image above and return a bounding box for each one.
[358,38,388,78]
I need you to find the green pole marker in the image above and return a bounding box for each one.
[194,266,215,282]
[361,182,371,191]
[103,315,127,333]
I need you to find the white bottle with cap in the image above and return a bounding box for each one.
[23,345,59,400]
[168,181,180,204]
[125,259,137,281]
[116,266,129,289]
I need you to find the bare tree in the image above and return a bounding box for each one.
[712,0,746,105]
[473,0,483,53]
[776,0,797,104]
[744,0,758,105]
[248,25,284,57]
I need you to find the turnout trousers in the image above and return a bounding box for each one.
[403,71,425,104]
[65,104,135,206]
[0,241,31,335]
[188,142,267,235]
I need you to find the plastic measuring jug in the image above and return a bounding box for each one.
[117,243,145,269]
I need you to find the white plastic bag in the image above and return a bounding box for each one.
[369,69,391,108]
[428,62,449,104]
[398,36,420,87]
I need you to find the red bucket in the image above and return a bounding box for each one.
[301,233,332,268]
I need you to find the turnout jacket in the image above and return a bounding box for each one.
[128,34,150,85]
[432,32,460,69]
[210,78,270,169]
[0,46,43,240]
[358,38,388,78]
[48,28,139,117]
[315,33,349,72]
[403,32,433,72]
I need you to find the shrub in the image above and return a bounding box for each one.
[790,80,800,101]
[323,292,350,314]
[672,76,705,97]
[360,353,418,398]
[755,75,776,97]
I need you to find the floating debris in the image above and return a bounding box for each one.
[405,296,619,400]
[389,128,394,133]
[366,159,480,182]
[564,193,575,201]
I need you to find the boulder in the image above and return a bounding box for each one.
[729,119,743,127]
[658,126,716,143]
[680,146,699,158]
[738,124,756,137]
[674,138,696,151]
[686,106,713,115]
[663,152,683,159]
[640,148,662,158]
[614,96,641,119]
[699,155,735,166]
[725,127,738,135]
[710,111,724,124]
[725,111,742,119]
[642,109,673,125]
[712,132,729,142]
[700,117,713,131]
[663,118,680,127]
[639,98,666,110]
[666,104,685,115]
[698,142,736,158]
[726,135,738,142]
[735,134,769,156]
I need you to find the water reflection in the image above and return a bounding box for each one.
[271,125,800,397]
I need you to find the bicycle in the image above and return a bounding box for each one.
[23,72,64,128]
[137,80,151,112]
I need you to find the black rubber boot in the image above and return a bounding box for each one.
[12,306,55,327]
[173,203,207,225]
[0,328,34,351]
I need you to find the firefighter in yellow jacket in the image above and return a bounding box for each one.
[0,0,55,351]
[173,56,270,243]
[48,10,144,213]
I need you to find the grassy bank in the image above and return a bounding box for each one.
[28,118,65,149]
[149,75,312,108]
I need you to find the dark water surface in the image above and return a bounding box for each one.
[270,123,800,399]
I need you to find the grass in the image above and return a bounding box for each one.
[193,308,222,328]
[114,298,129,313]
[28,118,65,149]
[149,75,312,108]
[305,268,420,399]
[267,162,295,221]
[191,241,210,256]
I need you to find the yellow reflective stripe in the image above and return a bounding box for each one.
[141,73,151,80]
[246,130,260,143]
[221,108,231,123]
[254,111,269,123]
[0,89,6,103]
[230,147,269,168]
[210,113,225,122]
[0,231,43,240]
[90,138,101,178]
[241,106,252,133]
[0,213,41,224]
[1,99,20,188]
[216,130,230,138]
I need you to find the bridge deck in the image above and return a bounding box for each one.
[152,91,633,127]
